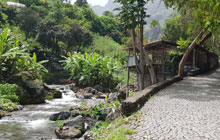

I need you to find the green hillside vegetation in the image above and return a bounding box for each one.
[0,0,131,110]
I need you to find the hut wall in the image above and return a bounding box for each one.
[208,53,219,70]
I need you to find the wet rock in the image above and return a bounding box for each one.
[83,131,94,140]
[50,112,71,121]
[84,93,93,99]
[71,86,80,93]
[7,105,23,112]
[52,89,62,98]
[108,92,118,103]
[16,105,23,110]
[84,117,97,130]
[55,126,81,139]
[44,84,62,99]
[76,92,84,99]
[8,71,46,104]
[98,93,106,99]
[70,106,91,117]
[0,110,5,119]
[94,85,103,92]
[84,87,93,93]
[118,86,127,101]
[64,115,85,132]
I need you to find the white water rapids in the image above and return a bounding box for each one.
[0,85,103,140]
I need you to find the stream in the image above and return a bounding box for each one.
[0,85,104,140]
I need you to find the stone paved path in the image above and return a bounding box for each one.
[127,69,220,140]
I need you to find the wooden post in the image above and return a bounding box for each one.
[126,50,131,98]
[193,49,196,69]
[162,41,165,80]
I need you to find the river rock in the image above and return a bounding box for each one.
[118,86,127,101]
[70,106,91,111]
[8,71,46,104]
[9,105,23,112]
[64,115,85,132]
[55,126,81,139]
[84,87,93,93]
[97,92,106,99]
[70,86,80,93]
[82,131,94,140]
[0,110,5,119]
[50,112,71,121]
[76,92,84,99]
[44,84,62,99]
[84,117,97,130]
[94,85,103,92]
[84,93,93,99]
[107,92,118,103]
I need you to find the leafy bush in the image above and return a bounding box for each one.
[71,101,121,120]
[0,28,48,81]
[61,52,121,88]
[86,35,128,63]
[0,83,19,111]
[167,38,191,75]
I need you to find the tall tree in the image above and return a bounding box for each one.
[115,0,157,90]
[103,11,115,18]
[16,8,40,39]
[164,0,220,77]
[75,0,88,7]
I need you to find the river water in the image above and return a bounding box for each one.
[0,85,103,140]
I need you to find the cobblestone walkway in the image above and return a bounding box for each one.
[127,69,220,140]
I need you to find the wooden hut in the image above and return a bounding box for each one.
[126,40,219,88]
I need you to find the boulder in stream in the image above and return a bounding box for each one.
[44,84,62,99]
[8,71,46,104]
[50,112,71,121]
[55,126,82,139]
[0,110,5,119]
[64,115,85,132]
[94,85,103,92]
[84,93,93,99]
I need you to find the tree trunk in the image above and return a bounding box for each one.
[139,6,145,90]
[178,29,206,77]
[135,45,157,84]
[131,28,140,74]
[143,49,157,84]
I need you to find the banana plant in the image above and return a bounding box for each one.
[61,52,121,88]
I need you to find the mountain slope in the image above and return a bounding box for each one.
[90,0,174,41]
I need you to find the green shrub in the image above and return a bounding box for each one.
[0,83,19,102]
[86,35,128,63]
[70,101,120,120]
[0,83,19,111]
[61,52,121,88]
[0,28,48,81]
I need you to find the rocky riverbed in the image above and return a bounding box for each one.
[0,85,106,140]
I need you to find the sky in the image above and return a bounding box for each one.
[71,0,108,6]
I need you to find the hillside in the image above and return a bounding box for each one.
[90,0,174,41]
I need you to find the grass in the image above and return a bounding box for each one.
[92,116,135,140]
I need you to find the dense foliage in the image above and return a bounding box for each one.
[0,28,48,81]
[61,52,121,88]
[0,0,126,55]
[0,84,19,111]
